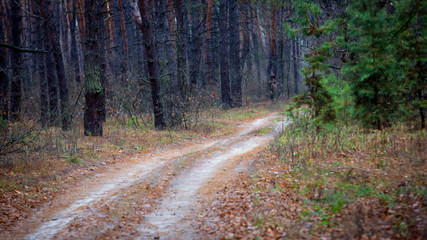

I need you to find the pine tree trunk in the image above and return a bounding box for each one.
[188,2,201,88]
[9,1,23,121]
[0,13,8,120]
[204,0,214,87]
[69,0,81,83]
[118,0,129,73]
[83,0,106,136]
[112,0,128,81]
[34,0,48,126]
[219,0,231,109]
[138,0,165,130]
[250,8,262,100]
[45,1,70,130]
[293,38,299,95]
[229,0,242,107]
[173,0,187,94]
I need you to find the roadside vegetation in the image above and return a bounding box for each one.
[199,108,426,239]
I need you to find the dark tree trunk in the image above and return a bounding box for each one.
[111,0,128,81]
[0,12,8,120]
[219,0,231,109]
[267,10,279,101]
[173,0,187,94]
[229,0,242,107]
[118,0,129,74]
[155,0,175,86]
[34,0,48,126]
[39,0,59,126]
[83,0,107,136]
[60,1,69,65]
[293,38,299,95]
[250,8,262,100]
[276,37,284,98]
[155,0,176,126]
[204,0,214,87]
[69,0,81,83]
[241,6,250,73]
[138,0,165,130]
[44,0,70,130]
[46,51,59,125]
[9,1,23,121]
[284,39,292,98]
[21,0,32,101]
[188,2,202,88]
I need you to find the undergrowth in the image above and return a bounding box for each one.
[270,108,427,238]
[199,107,426,239]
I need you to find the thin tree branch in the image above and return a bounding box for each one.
[0,42,48,53]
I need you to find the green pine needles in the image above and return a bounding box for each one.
[287,0,426,129]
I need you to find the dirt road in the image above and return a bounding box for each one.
[5,114,288,240]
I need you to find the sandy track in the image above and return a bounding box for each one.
[4,114,287,240]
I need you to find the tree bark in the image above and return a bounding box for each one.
[118,0,129,73]
[33,0,48,126]
[219,0,231,109]
[9,1,23,121]
[204,0,214,87]
[229,0,242,107]
[250,8,262,99]
[173,0,187,94]
[138,0,165,130]
[293,38,299,95]
[188,1,202,88]
[0,10,8,120]
[83,0,107,136]
[44,0,70,130]
[267,9,278,101]
[69,0,81,83]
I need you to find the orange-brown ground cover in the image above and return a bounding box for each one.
[198,120,426,239]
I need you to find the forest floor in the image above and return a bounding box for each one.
[0,103,426,239]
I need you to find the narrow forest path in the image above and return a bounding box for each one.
[4,113,288,240]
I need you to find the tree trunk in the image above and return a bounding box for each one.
[112,0,129,80]
[219,0,231,109]
[69,0,81,83]
[188,2,202,88]
[293,38,299,95]
[83,0,106,136]
[0,11,8,120]
[173,0,187,94]
[229,0,242,107]
[44,0,70,130]
[138,0,165,130]
[118,0,129,73]
[33,0,48,126]
[250,8,262,100]
[204,0,214,87]
[9,1,23,121]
